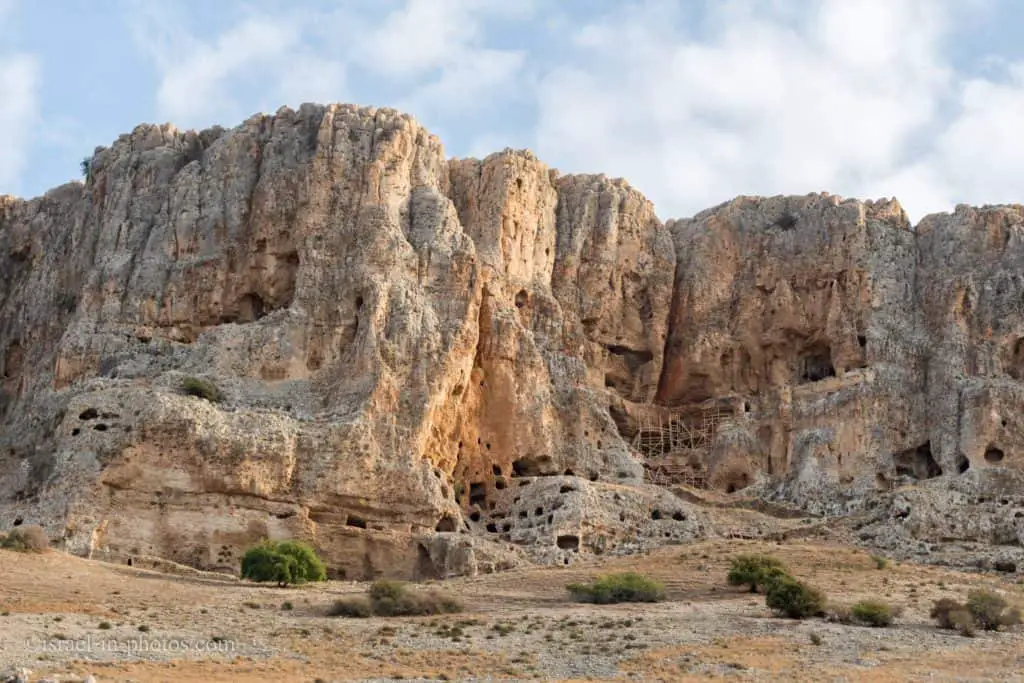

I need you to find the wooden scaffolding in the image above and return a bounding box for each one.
[632,399,734,489]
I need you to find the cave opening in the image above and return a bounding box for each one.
[556,535,580,551]
[237,292,267,323]
[984,445,1006,464]
[955,454,971,474]
[798,344,836,383]
[435,515,457,532]
[512,455,555,477]
[514,290,529,309]
[468,482,486,506]
[893,441,942,480]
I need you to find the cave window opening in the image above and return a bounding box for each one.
[492,464,502,476]
[512,455,553,477]
[893,441,942,480]
[557,535,580,551]
[346,516,367,529]
[238,292,266,323]
[469,482,487,507]
[984,445,1005,464]
[435,515,457,532]
[469,510,481,522]
[956,454,971,473]
[798,345,836,383]
[355,295,364,310]
[514,290,529,309]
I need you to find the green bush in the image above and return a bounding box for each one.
[1,525,49,552]
[870,555,889,570]
[240,540,326,587]
[764,575,826,619]
[566,572,666,604]
[181,376,224,403]
[851,599,895,627]
[966,589,1020,631]
[727,554,788,593]
[275,541,327,583]
[328,581,463,618]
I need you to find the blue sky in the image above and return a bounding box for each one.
[3,0,1024,222]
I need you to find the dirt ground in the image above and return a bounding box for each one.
[1,539,1022,682]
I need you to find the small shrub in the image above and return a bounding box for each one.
[566,572,665,604]
[966,589,1019,631]
[809,632,823,646]
[930,598,964,630]
[851,599,895,627]
[281,601,294,611]
[764,575,826,619]
[727,555,788,593]
[98,621,112,630]
[871,555,889,570]
[368,581,462,616]
[240,539,326,587]
[1,525,49,552]
[951,608,976,637]
[825,603,853,624]
[327,597,372,618]
[181,376,224,403]
[330,582,462,618]
[137,624,150,633]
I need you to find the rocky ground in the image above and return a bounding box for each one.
[1,532,1022,683]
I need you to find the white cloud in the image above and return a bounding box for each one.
[354,0,533,119]
[535,0,965,220]
[128,4,346,128]
[0,0,40,195]
[118,0,1024,222]
[155,18,301,124]
[129,0,532,140]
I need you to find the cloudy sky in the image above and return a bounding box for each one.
[2,0,1024,222]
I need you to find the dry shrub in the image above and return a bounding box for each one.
[1,525,48,552]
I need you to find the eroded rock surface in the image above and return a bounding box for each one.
[2,104,1024,577]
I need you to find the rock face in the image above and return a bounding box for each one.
[2,103,1023,578]
[0,104,695,579]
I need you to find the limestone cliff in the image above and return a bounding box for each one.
[1,104,1023,578]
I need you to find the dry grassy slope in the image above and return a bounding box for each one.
[1,538,1022,683]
